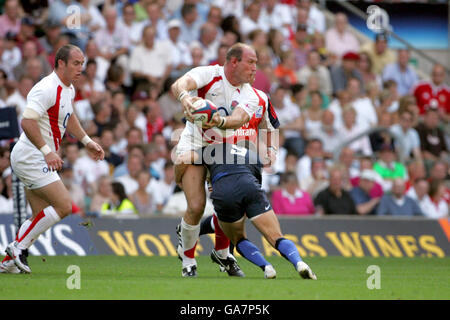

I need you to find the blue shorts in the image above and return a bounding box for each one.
[210,173,272,223]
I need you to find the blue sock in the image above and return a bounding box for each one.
[275,238,302,267]
[236,239,270,271]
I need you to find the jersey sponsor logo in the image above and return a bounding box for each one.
[255,106,263,119]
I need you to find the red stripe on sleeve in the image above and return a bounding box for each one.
[198,76,222,98]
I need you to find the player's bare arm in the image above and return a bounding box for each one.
[66,112,105,161]
[21,113,64,172]
[203,106,251,130]
[170,74,199,121]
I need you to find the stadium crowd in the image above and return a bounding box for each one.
[0,0,448,218]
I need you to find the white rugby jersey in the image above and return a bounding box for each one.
[19,72,75,152]
[186,65,260,119]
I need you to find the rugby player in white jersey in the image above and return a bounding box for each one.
[171,43,261,277]
[2,45,104,274]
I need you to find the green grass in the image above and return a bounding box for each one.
[1,256,449,300]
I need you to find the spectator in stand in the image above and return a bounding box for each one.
[0,0,21,38]
[271,171,315,215]
[13,40,51,82]
[346,77,378,132]
[130,170,155,216]
[314,165,357,215]
[5,75,34,119]
[99,128,124,171]
[270,84,304,158]
[382,48,418,96]
[143,1,169,41]
[301,90,324,139]
[82,59,106,98]
[297,50,332,96]
[39,19,63,56]
[296,138,324,183]
[290,23,311,71]
[360,33,396,75]
[428,161,450,204]
[94,6,129,63]
[350,156,384,199]
[404,159,426,192]
[413,63,449,118]
[328,89,351,129]
[373,144,407,192]
[85,99,112,138]
[310,32,330,65]
[337,147,359,191]
[141,103,165,143]
[338,106,373,157]
[299,156,329,199]
[73,138,110,195]
[416,105,449,163]
[0,69,7,106]
[129,25,173,93]
[357,52,380,91]
[376,178,423,216]
[428,179,449,218]
[0,175,13,214]
[240,1,262,39]
[84,39,110,84]
[406,178,439,219]
[164,19,192,75]
[330,51,363,95]
[258,0,293,36]
[118,2,143,49]
[313,110,340,160]
[350,169,381,215]
[274,50,298,86]
[198,22,220,65]
[390,109,422,162]
[113,144,145,178]
[296,0,326,35]
[157,77,183,123]
[148,161,176,213]
[101,182,138,216]
[189,42,205,68]
[325,12,359,60]
[179,3,203,44]
[209,43,228,66]
[114,154,144,196]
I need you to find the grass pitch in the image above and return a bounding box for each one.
[1,256,449,300]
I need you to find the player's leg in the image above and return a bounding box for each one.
[250,210,317,280]
[218,217,275,279]
[199,214,236,255]
[176,163,207,277]
[6,180,72,273]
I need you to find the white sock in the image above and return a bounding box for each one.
[16,219,32,241]
[180,217,200,267]
[16,206,61,250]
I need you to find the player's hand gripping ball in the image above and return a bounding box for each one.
[191,99,218,127]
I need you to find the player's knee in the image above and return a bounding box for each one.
[187,199,206,216]
[55,201,72,217]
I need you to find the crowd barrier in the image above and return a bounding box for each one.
[0,214,448,258]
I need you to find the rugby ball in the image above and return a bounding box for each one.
[192,99,218,126]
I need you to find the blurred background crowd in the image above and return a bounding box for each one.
[0,0,448,219]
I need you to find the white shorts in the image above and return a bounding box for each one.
[175,123,231,157]
[175,123,203,157]
[10,141,60,190]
